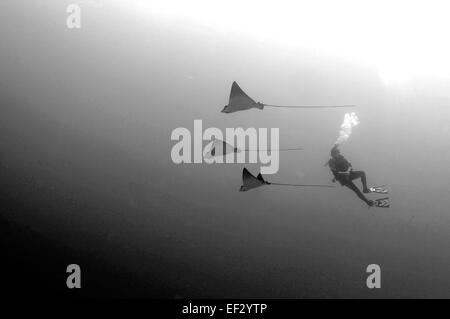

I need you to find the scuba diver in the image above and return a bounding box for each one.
[328,144,374,207]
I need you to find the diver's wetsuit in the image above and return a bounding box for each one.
[328,154,372,206]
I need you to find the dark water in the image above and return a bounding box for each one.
[2,1,450,298]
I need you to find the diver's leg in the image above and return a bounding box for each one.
[344,181,373,206]
[349,171,370,193]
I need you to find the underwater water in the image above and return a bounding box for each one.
[2,0,450,298]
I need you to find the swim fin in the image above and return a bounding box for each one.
[369,185,388,194]
[373,197,390,208]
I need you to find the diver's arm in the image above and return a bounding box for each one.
[348,161,353,171]
[344,157,353,172]
[337,164,352,174]
[336,164,352,174]
[331,170,337,183]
